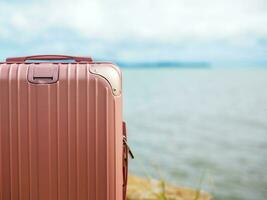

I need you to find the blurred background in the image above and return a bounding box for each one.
[1,0,267,199]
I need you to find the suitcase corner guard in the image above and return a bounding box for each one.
[89,64,121,96]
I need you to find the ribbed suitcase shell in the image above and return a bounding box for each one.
[0,61,123,200]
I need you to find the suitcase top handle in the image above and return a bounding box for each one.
[6,55,93,63]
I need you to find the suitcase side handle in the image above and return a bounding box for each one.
[6,55,93,63]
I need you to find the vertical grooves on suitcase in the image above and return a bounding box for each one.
[28,68,31,200]
[86,64,90,200]
[1,65,11,200]
[28,65,38,200]
[8,65,12,198]
[16,64,29,200]
[57,64,69,200]
[20,64,31,200]
[17,65,22,199]
[48,67,58,200]
[8,66,12,199]
[86,67,89,200]
[66,64,70,200]
[10,65,21,199]
[106,87,110,200]
[56,79,60,200]
[67,64,71,200]
[76,65,79,200]
[36,85,40,200]
[48,84,51,200]
[88,72,96,200]
[113,98,117,199]
[25,66,30,200]
[95,77,99,200]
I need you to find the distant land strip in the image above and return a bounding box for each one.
[116,61,211,68]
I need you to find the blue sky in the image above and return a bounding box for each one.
[0,0,266,65]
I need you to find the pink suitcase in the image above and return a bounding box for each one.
[0,55,131,200]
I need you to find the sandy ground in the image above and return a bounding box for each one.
[127,175,212,200]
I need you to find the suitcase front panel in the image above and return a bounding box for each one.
[0,63,123,200]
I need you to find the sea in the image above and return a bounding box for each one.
[123,67,267,200]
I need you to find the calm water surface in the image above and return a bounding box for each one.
[123,68,267,200]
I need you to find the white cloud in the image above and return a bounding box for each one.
[0,0,266,44]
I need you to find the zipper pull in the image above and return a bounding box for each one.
[123,136,134,159]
